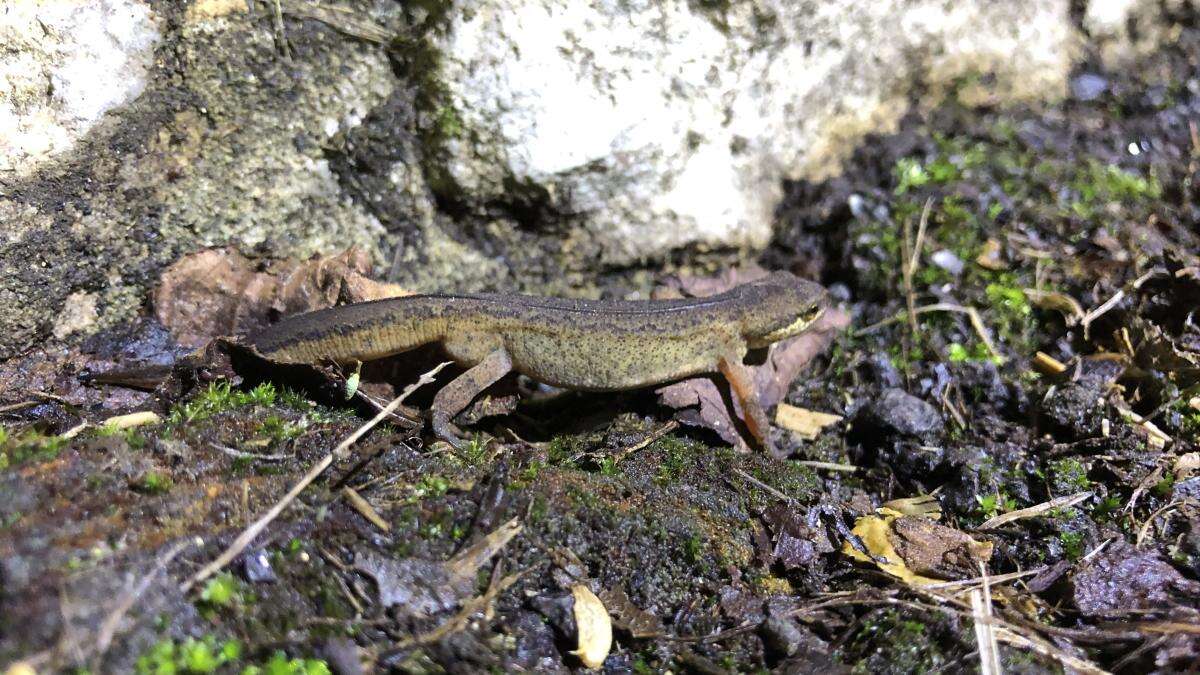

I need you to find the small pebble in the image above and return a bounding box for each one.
[930,249,964,275]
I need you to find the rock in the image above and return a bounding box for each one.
[1072,541,1200,615]
[930,250,965,275]
[1040,360,1124,439]
[0,0,159,175]
[240,548,277,584]
[433,0,1079,265]
[761,615,807,657]
[853,388,943,442]
[1172,477,1200,502]
[0,0,1187,358]
[1070,73,1110,101]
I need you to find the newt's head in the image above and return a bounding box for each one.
[739,272,829,349]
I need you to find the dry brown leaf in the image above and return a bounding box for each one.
[570,584,612,669]
[1174,452,1200,478]
[775,403,843,440]
[843,507,992,584]
[155,247,409,348]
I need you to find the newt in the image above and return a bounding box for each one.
[248,271,829,457]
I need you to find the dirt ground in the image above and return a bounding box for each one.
[4,22,1200,675]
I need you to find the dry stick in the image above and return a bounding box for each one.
[0,400,38,414]
[970,563,1001,675]
[210,442,289,462]
[341,486,391,532]
[732,466,796,504]
[794,460,859,473]
[180,362,451,592]
[1080,289,1124,341]
[976,491,1092,530]
[613,420,679,464]
[923,566,1045,591]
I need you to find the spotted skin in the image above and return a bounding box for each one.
[249,271,829,455]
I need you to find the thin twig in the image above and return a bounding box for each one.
[908,197,933,279]
[180,362,450,592]
[16,539,197,670]
[0,400,38,414]
[342,486,391,532]
[388,569,526,649]
[970,564,1001,675]
[922,566,1046,591]
[210,442,289,462]
[977,491,1092,530]
[1081,290,1124,341]
[732,467,795,504]
[793,460,858,473]
[612,420,679,464]
[96,540,193,656]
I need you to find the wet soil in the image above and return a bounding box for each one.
[4,24,1200,675]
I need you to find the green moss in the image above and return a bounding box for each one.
[0,425,69,469]
[1068,161,1161,218]
[528,494,548,523]
[408,474,451,502]
[946,341,996,363]
[135,471,174,495]
[199,573,240,609]
[166,382,277,427]
[242,652,332,675]
[842,610,947,674]
[1059,531,1085,560]
[975,492,1017,519]
[1047,458,1091,494]
[1092,495,1122,521]
[255,415,306,444]
[653,435,695,484]
[685,533,704,565]
[136,636,241,675]
[893,157,931,195]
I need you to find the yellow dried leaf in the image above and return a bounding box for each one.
[843,513,940,586]
[975,238,1006,270]
[570,584,612,669]
[775,403,843,440]
[842,508,991,585]
[882,494,942,519]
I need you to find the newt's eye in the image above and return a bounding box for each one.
[801,305,823,324]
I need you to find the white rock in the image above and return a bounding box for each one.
[434,0,1076,263]
[931,249,965,276]
[0,0,159,175]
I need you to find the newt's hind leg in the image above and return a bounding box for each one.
[718,353,781,459]
[431,348,514,448]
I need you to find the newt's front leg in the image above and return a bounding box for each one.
[431,348,514,448]
[718,353,782,459]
